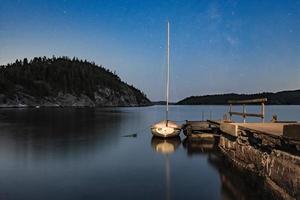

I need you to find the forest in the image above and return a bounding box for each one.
[177,90,300,105]
[0,56,150,106]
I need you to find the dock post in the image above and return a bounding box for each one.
[261,102,265,123]
[227,98,267,123]
[243,104,246,123]
[229,104,232,121]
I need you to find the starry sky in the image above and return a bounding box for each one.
[0,0,299,101]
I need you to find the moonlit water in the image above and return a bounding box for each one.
[0,105,299,200]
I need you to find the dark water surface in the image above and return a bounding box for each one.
[0,105,299,200]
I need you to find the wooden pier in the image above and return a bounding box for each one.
[182,120,219,142]
[183,98,300,147]
[183,119,300,145]
[182,98,300,199]
[209,120,289,136]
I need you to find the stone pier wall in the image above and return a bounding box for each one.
[219,135,300,200]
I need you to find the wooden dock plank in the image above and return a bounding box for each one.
[283,124,300,141]
[187,120,299,142]
[228,98,267,104]
[208,121,298,139]
[220,123,239,137]
[235,122,288,137]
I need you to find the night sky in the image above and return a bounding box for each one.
[0,0,299,101]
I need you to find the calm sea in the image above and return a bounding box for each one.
[0,105,299,200]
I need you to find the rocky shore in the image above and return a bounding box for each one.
[0,86,151,108]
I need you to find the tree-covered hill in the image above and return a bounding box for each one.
[0,56,151,107]
[177,90,300,105]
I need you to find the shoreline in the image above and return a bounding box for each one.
[1,104,300,109]
[0,104,153,109]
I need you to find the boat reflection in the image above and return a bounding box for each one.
[151,136,181,200]
[151,136,181,154]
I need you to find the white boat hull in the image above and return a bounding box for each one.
[151,120,181,138]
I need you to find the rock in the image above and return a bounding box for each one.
[0,85,150,107]
[283,124,300,140]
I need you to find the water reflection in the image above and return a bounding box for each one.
[151,137,181,200]
[183,137,217,156]
[151,137,181,154]
[0,106,294,199]
[0,108,126,163]
[183,136,273,200]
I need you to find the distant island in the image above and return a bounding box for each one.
[177,89,300,105]
[0,56,151,107]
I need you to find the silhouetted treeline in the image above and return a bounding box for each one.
[152,101,177,105]
[0,56,149,104]
[177,90,300,105]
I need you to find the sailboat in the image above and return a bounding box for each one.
[151,20,182,138]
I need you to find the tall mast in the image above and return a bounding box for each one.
[166,20,170,121]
